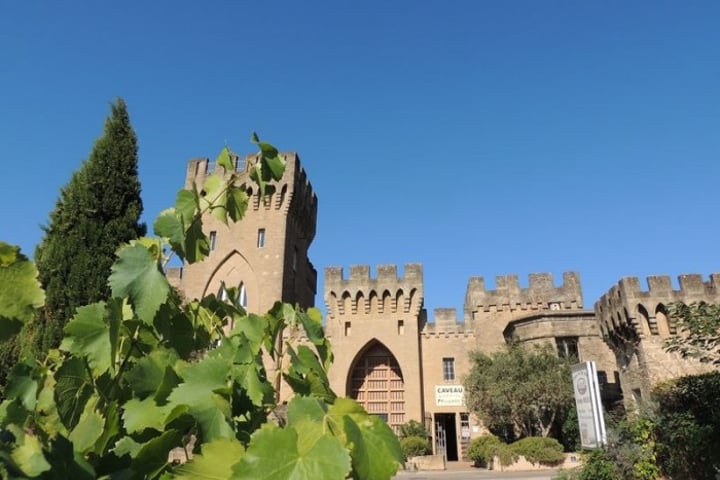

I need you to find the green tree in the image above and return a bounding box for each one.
[0,135,403,479]
[664,301,720,365]
[32,98,146,355]
[464,343,574,441]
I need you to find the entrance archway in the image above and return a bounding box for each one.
[347,341,405,432]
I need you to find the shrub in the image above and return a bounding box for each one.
[510,436,565,465]
[559,406,580,452]
[398,420,429,439]
[652,372,720,480]
[468,435,517,468]
[578,449,619,480]
[400,436,431,459]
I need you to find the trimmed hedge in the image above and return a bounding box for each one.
[400,436,431,459]
[511,436,565,465]
[467,435,517,467]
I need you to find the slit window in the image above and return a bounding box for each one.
[209,231,217,251]
[257,228,265,248]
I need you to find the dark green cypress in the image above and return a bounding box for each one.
[32,98,146,354]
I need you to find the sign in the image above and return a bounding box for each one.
[435,385,464,406]
[572,361,607,449]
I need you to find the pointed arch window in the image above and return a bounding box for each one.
[238,282,248,308]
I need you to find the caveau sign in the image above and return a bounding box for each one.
[435,385,465,406]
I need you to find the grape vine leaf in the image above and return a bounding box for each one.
[0,242,45,341]
[172,438,245,480]
[61,301,121,376]
[326,398,403,480]
[68,400,104,453]
[166,356,235,441]
[3,363,38,411]
[109,243,170,324]
[215,146,234,172]
[7,424,51,477]
[55,357,94,430]
[232,423,351,480]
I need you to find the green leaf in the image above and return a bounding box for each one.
[172,438,245,480]
[122,396,173,434]
[61,301,120,377]
[114,436,142,459]
[0,242,44,341]
[109,242,170,324]
[283,345,335,402]
[215,146,234,172]
[263,153,285,181]
[199,174,228,225]
[132,429,182,478]
[69,400,104,453]
[184,220,210,264]
[154,208,186,258]
[232,423,351,480]
[126,348,180,399]
[4,362,38,411]
[94,401,121,455]
[55,357,94,430]
[300,308,333,370]
[326,398,402,480]
[166,356,234,441]
[7,425,51,477]
[226,185,249,223]
[175,188,199,227]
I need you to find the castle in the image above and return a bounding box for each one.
[169,152,716,461]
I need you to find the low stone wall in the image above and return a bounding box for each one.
[492,452,581,472]
[407,454,446,471]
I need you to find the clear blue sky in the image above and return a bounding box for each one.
[1,1,718,319]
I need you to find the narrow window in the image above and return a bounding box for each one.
[257,228,265,248]
[209,231,217,251]
[397,319,405,335]
[344,321,351,336]
[238,282,248,308]
[442,357,455,381]
[556,337,579,359]
[292,247,298,271]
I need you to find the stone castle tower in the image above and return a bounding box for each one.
[168,152,317,312]
[595,274,720,403]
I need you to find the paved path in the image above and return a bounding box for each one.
[394,464,562,480]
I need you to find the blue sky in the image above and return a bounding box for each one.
[1,1,718,319]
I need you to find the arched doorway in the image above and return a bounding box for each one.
[347,341,405,432]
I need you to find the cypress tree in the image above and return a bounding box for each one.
[32,98,146,354]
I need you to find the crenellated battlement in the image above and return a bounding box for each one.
[420,308,471,336]
[595,273,720,341]
[324,263,424,318]
[184,152,317,240]
[464,271,583,314]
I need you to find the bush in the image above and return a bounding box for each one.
[400,436,431,459]
[560,406,580,452]
[468,435,517,468]
[652,371,720,480]
[510,436,565,465]
[398,420,429,439]
[578,449,620,480]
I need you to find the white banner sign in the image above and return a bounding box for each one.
[435,385,464,406]
[571,361,607,449]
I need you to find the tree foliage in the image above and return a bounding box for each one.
[464,343,574,441]
[664,301,720,365]
[32,98,146,355]
[0,135,403,479]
